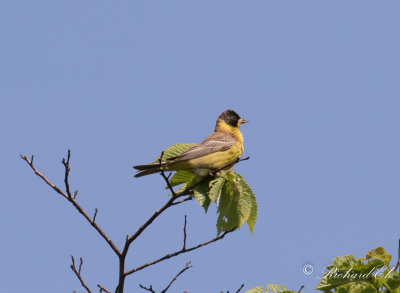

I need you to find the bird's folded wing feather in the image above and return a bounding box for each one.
[169,132,236,162]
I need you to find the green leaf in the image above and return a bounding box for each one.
[386,272,400,291]
[365,246,392,265]
[316,246,397,292]
[233,174,251,227]
[173,177,196,194]
[194,178,212,212]
[216,172,258,235]
[167,170,195,188]
[245,286,264,293]
[154,143,197,162]
[235,173,257,234]
[217,172,240,235]
[209,177,225,202]
[266,284,297,293]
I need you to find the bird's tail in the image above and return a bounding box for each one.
[133,162,166,178]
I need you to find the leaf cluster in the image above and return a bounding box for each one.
[158,143,257,235]
[315,246,400,293]
[245,284,299,293]
[247,245,400,293]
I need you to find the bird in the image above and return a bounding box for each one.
[133,110,248,178]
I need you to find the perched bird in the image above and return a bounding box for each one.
[133,110,248,178]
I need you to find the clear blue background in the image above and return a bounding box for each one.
[1,1,399,292]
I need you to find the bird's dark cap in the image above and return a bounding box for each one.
[218,110,242,127]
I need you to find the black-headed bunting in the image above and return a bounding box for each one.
[133,110,248,178]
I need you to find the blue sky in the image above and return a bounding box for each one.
[1,1,399,292]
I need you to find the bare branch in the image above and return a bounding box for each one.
[297,285,305,293]
[158,151,178,197]
[395,238,400,272]
[161,261,192,293]
[23,150,244,293]
[139,284,155,293]
[71,256,92,293]
[116,190,191,293]
[234,284,245,293]
[93,208,98,224]
[125,229,234,276]
[79,257,83,274]
[61,149,72,198]
[97,284,112,293]
[20,153,121,256]
[20,154,68,199]
[171,196,192,206]
[182,215,187,250]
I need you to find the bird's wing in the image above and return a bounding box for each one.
[168,132,236,162]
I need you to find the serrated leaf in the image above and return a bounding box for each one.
[217,172,240,235]
[233,174,251,227]
[365,246,392,265]
[154,143,197,162]
[245,286,264,293]
[315,275,362,292]
[167,170,195,188]
[316,247,397,292]
[194,178,212,212]
[173,177,197,194]
[216,172,258,235]
[235,173,257,234]
[386,272,400,291]
[266,284,297,293]
[209,177,225,202]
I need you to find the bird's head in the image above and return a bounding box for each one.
[217,110,248,129]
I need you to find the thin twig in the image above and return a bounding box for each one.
[20,154,67,199]
[125,229,234,276]
[79,257,83,274]
[139,284,155,293]
[20,153,121,256]
[234,284,245,293]
[171,196,192,206]
[116,151,195,293]
[97,284,112,293]
[161,261,192,293]
[297,285,305,293]
[70,256,92,293]
[158,151,177,197]
[183,215,187,250]
[395,238,400,272]
[117,186,190,292]
[62,149,72,198]
[93,208,98,224]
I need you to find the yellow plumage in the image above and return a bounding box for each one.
[133,110,248,178]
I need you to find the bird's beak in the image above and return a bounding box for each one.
[239,118,249,124]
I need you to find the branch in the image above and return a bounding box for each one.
[139,284,155,293]
[117,183,191,292]
[234,284,245,293]
[182,215,187,250]
[161,261,192,293]
[20,153,121,256]
[70,256,92,293]
[171,196,192,206]
[297,285,305,293]
[97,284,112,293]
[395,238,400,272]
[125,229,234,276]
[62,150,72,198]
[116,152,195,292]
